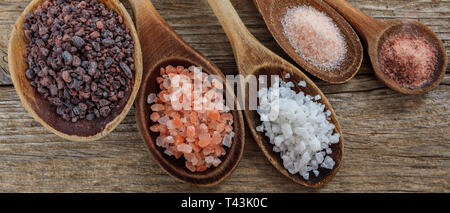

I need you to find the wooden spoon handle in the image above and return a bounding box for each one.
[323,0,384,42]
[207,0,269,76]
[128,0,163,32]
[128,0,190,73]
[207,0,252,49]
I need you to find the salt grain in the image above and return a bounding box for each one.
[282,6,347,71]
[158,116,169,124]
[212,158,222,167]
[147,93,156,104]
[298,81,307,87]
[177,143,192,153]
[164,149,173,156]
[285,73,291,79]
[321,156,335,170]
[256,125,264,132]
[205,156,215,164]
[222,133,233,148]
[313,170,319,177]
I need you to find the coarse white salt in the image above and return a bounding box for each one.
[321,156,335,169]
[298,81,306,87]
[282,6,347,71]
[256,79,340,180]
[222,133,233,148]
[256,125,264,132]
[285,73,291,79]
[313,170,319,177]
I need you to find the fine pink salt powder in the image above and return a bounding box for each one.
[282,6,347,71]
[379,33,437,88]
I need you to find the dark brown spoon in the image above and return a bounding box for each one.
[129,0,245,186]
[324,0,448,94]
[8,0,143,141]
[207,0,343,188]
[253,0,363,84]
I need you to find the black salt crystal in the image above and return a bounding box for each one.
[120,62,132,79]
[71,36,85,48]
[62,51,73,65]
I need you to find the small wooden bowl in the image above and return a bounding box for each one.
[8,0,143,141]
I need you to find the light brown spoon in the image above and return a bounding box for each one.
[207,0,343,188]
[8,0,143,141]
[253,0,363,84]
[129,0,245,186]
[323,0,448,94]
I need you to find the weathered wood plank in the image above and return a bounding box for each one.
[0,0,449,192]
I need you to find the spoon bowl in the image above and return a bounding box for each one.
[247,65,343,187]
[253,0,363,84]
[370,20,447,93]
[130,0,245,186]
[323,0,448,94]
[8,0,143,141]
[208,0,343,188]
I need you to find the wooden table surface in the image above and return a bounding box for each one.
[0,0,448,193]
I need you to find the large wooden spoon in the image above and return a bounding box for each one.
[129,0,245,186]
[207,0,343,188]
[323,0,448,94]
[8,0,143,141]
[253,0,363,84]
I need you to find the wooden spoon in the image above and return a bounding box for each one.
[8,0,143,141]
[129,0,245,186]
[253,0,363,84]
[207,0,343,188]
[323,0,448,94]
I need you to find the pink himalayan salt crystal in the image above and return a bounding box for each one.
[177,143,192,153]
[147,93,156,104]
[282,6,347,71]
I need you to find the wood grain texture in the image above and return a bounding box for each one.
[0,0,449,192]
